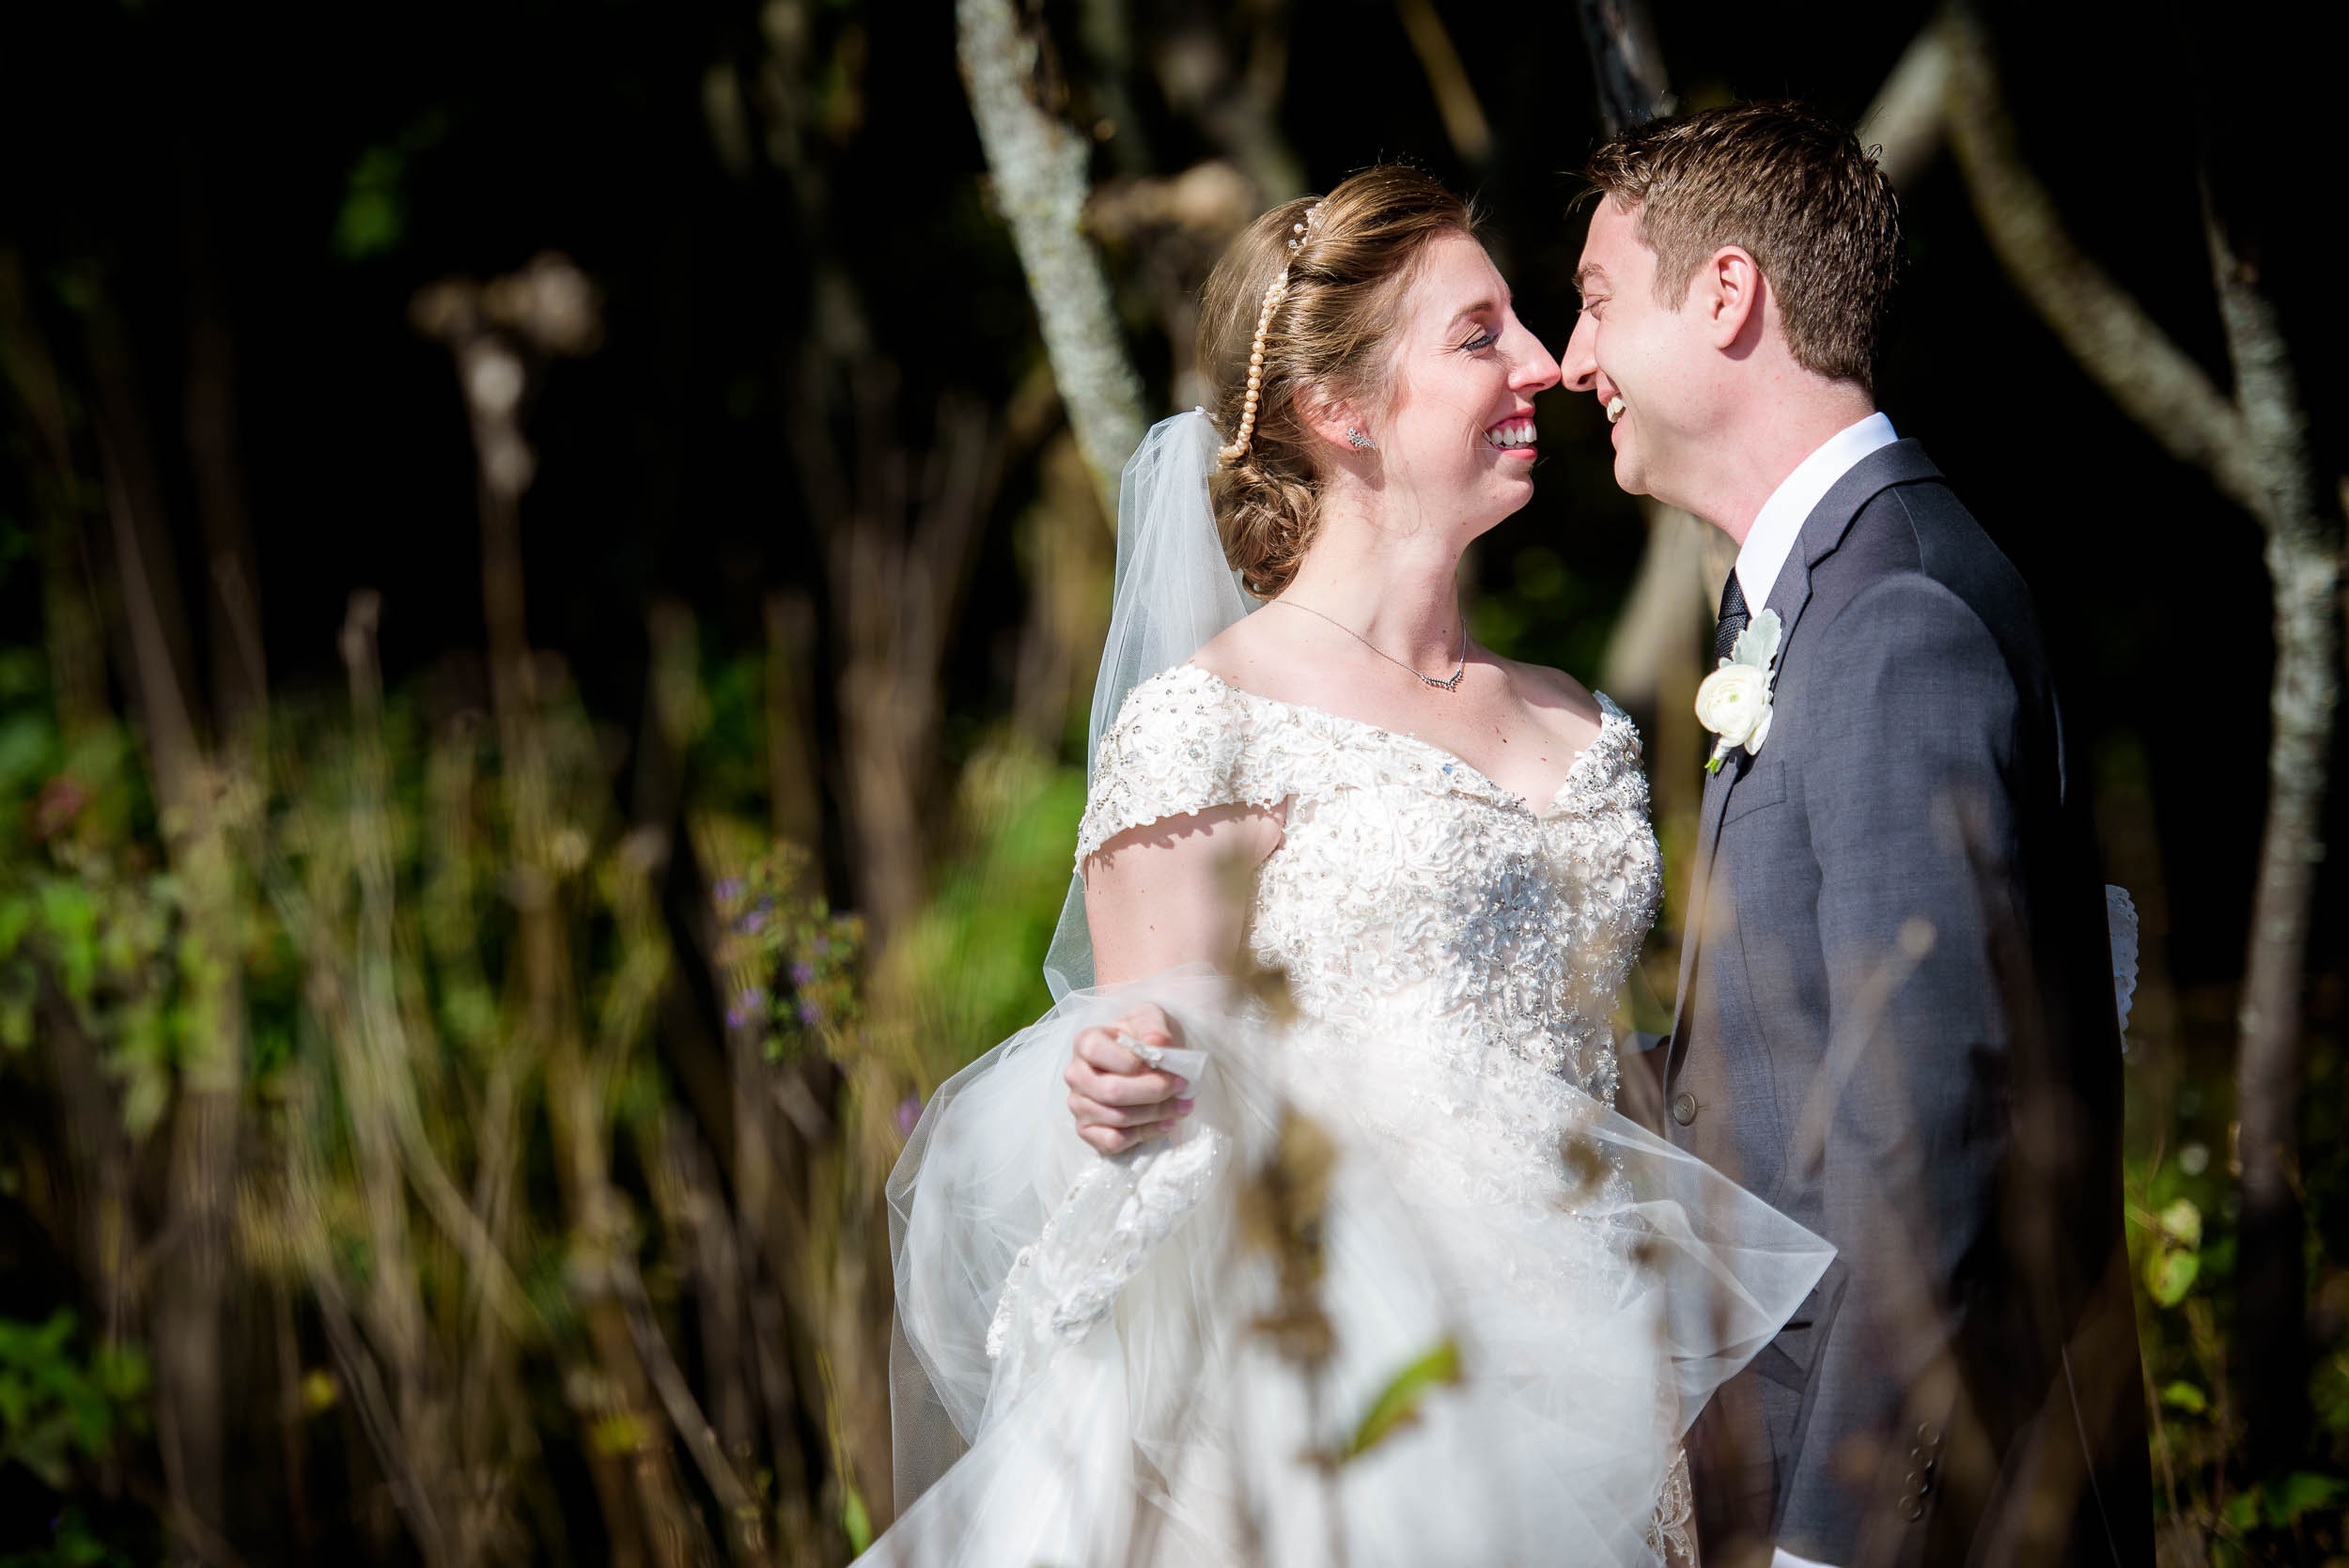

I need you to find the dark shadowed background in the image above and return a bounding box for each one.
[0,1,2341,1563]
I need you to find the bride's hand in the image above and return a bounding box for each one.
[1065,1004,1193,1154]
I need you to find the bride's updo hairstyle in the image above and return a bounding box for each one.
[1199,166,1475,598]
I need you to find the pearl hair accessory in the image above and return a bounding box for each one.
[1218,198,1330,463]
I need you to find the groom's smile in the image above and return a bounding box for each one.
[1561,196,1720,509]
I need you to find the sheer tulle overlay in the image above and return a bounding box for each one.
[867,662,1836,1568]
[879,970,1835,1568]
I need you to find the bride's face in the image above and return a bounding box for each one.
[1364,232,1559,532]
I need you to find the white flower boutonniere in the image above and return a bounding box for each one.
[1695,607,1782,774]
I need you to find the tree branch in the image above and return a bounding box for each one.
[1575,0,1671,134]
[1394,0,1493,164]
[1940,7,2265,519]
[957,0,1146,520]
[2204,175,2340,1469]
[1856,24,1950,192]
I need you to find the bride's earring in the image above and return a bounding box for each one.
[1347,427,1376,451]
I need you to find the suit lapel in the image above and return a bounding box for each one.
[1662,440,1946,1087]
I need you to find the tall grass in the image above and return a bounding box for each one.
[0,596,1019,1562]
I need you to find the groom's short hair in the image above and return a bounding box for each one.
[1581,101,1900,390]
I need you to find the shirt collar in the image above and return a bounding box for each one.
[1734,411,1898,609]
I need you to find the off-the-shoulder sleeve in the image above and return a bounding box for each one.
[1074,666,1287,867]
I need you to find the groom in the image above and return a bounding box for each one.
[1564,104,2149,1566]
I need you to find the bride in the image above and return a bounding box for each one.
[865,167,1832,1568]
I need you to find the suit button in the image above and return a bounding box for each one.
[1671,1092,1699,1126]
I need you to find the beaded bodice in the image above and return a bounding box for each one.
[1075,665,1661,1109]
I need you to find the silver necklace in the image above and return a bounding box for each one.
[1275,598,1467,692]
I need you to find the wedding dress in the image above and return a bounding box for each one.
[865,414,1835,1568]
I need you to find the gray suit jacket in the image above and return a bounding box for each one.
[1660,441,2150,1567]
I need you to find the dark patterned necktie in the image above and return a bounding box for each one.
[1714,570,1750,665]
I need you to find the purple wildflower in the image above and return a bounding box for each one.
[739,909,769,935]
[788,959,816,986]
[796,999,824,1027]
[894,1093,923,1136]
[727,986,766,1031]
[714,877,744,904]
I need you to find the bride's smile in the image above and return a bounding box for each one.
[1347,228,1559,541]
[867,165,1835,1568]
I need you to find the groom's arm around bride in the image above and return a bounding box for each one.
[1567,104,2151,1567]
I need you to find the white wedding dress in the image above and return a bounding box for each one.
[868,658,1836,1568]
[860,411,1830,1566]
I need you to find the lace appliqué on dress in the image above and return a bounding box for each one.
[1646,1447,1700,1568]
[872,660,1831,1568]
[1066,664,1664,1243]
[1075,665,1288,864]
[984,1127,1229,1406]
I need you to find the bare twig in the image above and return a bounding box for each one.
[1394,0,1493,164]
[614,1251,774,1567]
[1855,24,1950,191]
[86,283,248,1559]
[1575,0,1672,134]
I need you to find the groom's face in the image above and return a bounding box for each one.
[1561,198,1719,505]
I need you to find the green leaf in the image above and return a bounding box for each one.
[589,1410,645,1455]
[2158,1380,2208,1415]
[0,895,34,960]
[1729,608,1783,669]
[0,962,32,1051]
[91,1343,149,1405]
[841,1483,873,1555]
[36,881,99,1001]
[1340,1338,1464,1462]
[0,711,54,797]
[2146,1249,2199,1307]
[2259,1471,2349,1528]
[333,147,409,261]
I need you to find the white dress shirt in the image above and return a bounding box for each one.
[1735,411,1895,1568]
[1734,411,1898,611]
[1772,1549,1837,1568]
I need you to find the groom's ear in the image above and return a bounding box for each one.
[1698,245,1763,351]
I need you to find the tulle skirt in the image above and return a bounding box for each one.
[866,967,1834,1568]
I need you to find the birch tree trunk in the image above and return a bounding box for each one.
[1942,3,2341,1462]
[957,0,1145,520]
[2203,193,2336,1471]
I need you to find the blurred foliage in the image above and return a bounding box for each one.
[878,744,1088,1080]
[0,616,978,1560]
[2125,1023,2349,1562]
[0,1313,149,1495]
[0,0,2343,1560]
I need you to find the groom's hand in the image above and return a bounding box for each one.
[1066,1004,1193,1154]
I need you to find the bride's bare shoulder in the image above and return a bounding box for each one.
[1493,654,1606,735]
[1185,610,1320,703]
